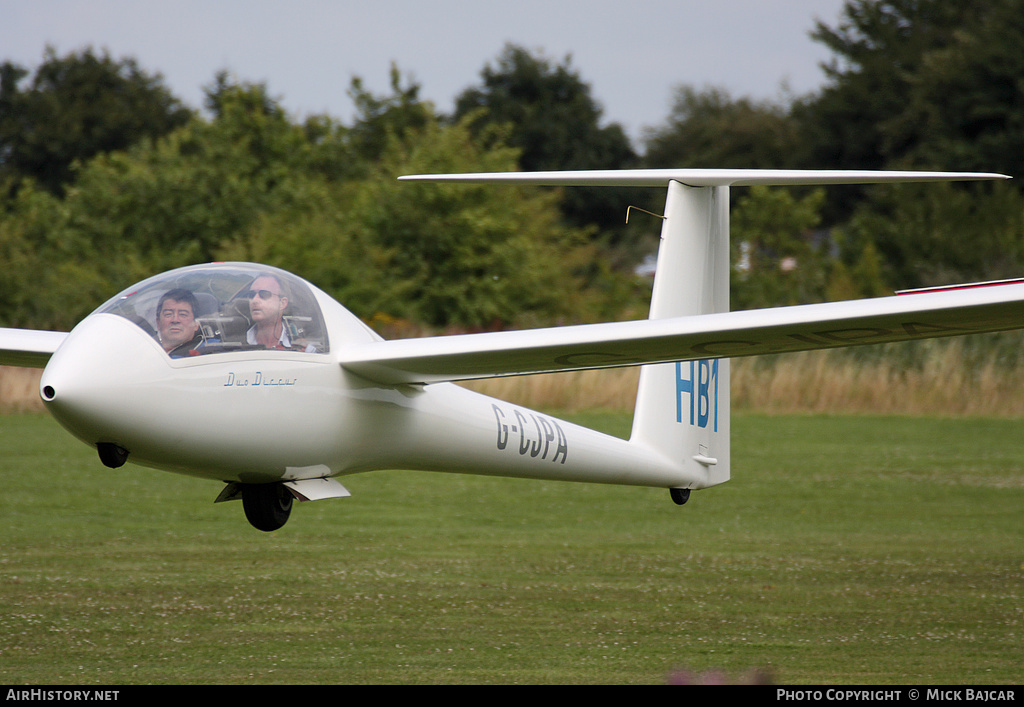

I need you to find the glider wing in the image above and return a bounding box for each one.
[339,283,1024,385]
[0,328,68,368]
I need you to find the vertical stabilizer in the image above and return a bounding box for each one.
[629,181,731,492]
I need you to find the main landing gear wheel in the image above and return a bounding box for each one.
[96,442,129,468]
[669,488,691,506]
[241,483,294,531]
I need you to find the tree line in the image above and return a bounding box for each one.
[2,0,1023,334]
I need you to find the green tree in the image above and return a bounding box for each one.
[793,0,1024,290]
[891,0,1024,175]
[0,46,191,196]
[642,85,802,170]
[730,185,829,309]
[453,44,640,244]
[840,181,1024,289]
[345,65,433,166]
[0,176,129,330]
[63,79,318,271]
[797,0,1024,174]
[225,110,613,330]
[0,55,647,332]
[0,79,333,328]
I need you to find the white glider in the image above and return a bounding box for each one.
[0,169,1018,531]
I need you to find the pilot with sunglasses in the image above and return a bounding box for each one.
[245,274,315,352]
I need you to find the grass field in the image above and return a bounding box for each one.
[0,411,1021,685]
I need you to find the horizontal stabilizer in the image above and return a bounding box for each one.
[340,283,1024,385]
[398,168,1010,188]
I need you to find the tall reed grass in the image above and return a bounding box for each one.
[0,366,46,413]
[4,335,1023,417]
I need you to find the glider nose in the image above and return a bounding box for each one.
[40,313,168,458]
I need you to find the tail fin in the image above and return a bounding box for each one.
[629,181,731,491]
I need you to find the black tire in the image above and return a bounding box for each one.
[96,443,129,468]
[669,488,691,506]
[241,483,293,531]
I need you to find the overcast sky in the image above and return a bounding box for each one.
[2,0,850,144]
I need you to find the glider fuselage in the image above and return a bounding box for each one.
[38,265,692,491]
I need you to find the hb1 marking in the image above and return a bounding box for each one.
[676,359,719,431]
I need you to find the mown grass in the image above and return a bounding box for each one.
[0,411,1020,685]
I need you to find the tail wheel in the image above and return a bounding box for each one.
[241,483,294,531]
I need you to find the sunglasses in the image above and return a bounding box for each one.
[247,289,281,300]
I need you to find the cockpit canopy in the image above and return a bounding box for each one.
[95,263,329,357]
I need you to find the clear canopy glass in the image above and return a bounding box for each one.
[96,263,329,357]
